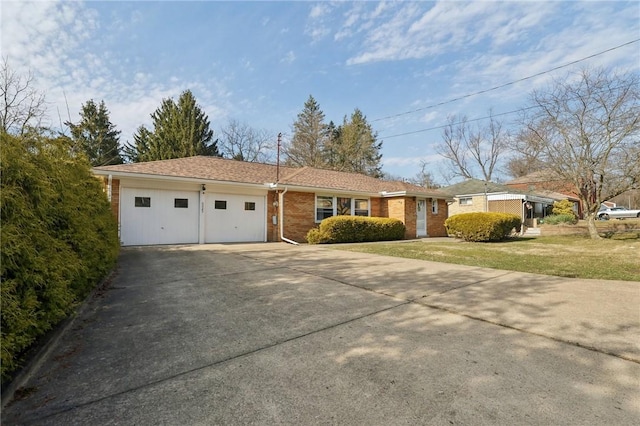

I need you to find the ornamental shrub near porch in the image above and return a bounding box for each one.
[306,216,405,244]
[445,212,521,242]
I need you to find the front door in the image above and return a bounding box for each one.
[416,199,427,237]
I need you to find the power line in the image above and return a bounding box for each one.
[373,38,640,123]
[379,106,538,139]
[379,85,640,140]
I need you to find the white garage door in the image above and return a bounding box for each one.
[120,188,200,246]
[205,194,266,243]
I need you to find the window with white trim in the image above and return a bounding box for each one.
[431,199,438,214]
[354,199,369,216]
[316,196,334,221]
[459,197,472,205]
[316,195,370,221]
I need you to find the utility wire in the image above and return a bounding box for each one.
[379,85,640,140]
[380,106,538,139]
[373,38,640,123]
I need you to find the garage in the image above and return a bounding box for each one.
[205,193,266,243]
[120,188,200,246]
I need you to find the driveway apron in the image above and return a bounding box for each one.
[2,243,639,425]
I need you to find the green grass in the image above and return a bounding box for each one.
[331,234,640,281]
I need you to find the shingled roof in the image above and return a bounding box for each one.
[441,178,573,201]
[93,156,446,198]
[441,178,515,196]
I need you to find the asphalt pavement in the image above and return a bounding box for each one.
[2,242,639,425]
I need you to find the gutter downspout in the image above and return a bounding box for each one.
[278,186,299,245]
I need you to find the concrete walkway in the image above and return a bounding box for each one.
[2,243,639,425]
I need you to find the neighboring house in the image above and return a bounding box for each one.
[442,178,574,228]
[92,156,449,246]
[505,170,583,218]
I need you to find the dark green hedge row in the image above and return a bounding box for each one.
[1,133,120,381]
[445,212,521,242]
[307,216,406,244]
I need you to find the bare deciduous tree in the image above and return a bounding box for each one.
[436,111,508,182]
[505,127,548,178]
[522,67,640,239]
[219,119,275,163]
[1,58,47,135]
[409,160,440,188]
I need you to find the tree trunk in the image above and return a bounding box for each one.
[586,213,601,240]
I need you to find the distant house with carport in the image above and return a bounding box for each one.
[505,170,583,218]
[442,178,577,229]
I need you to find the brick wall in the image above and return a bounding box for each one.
[370,198,383,217]
[110,179,120,218]
[385,197,417,239]
[278,191,317,243]
[448,195,487,216]
[404,197,417,239]
[427,198,448,237]
[268,191,448,242]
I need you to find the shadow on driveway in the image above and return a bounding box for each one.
[3,243,639,425]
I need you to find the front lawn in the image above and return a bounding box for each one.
[331,234,640,281]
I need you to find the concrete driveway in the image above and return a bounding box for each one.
[3,243,639,425]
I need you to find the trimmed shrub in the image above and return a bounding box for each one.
[541,214,578,225]
[552,199,576,216]
[445,212,521,242]
[307,216,405,244]
[1,133,120,381]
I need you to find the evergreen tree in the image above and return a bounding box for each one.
[328,108,383,177]
[285,95,328,168]
[324,120,341,168]
[123,125,152,163]
[124,90,218,162]
[66,100,123,166]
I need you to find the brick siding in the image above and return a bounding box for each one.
[427,198,448,237]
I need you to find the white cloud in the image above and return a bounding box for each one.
[309,3,331,19]
[345,2,558,65]
[1,0,236,145]
[280,51,296,64]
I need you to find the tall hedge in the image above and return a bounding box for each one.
[445,212,521,242]
[1,133,120,381]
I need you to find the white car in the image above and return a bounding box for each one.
[597,206,640,220]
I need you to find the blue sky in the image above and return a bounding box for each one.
[2,1,639,182]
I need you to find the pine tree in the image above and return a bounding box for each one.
[285,95,328,168]
[328,108,383,177]
[124,90,218,162]
[66,100,123,166]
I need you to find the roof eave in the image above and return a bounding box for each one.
[92,169,270,190]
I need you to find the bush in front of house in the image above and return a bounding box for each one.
[550,199,578,223]
[445,212,521,242]
[306,216,406,244]
[1,133,120,382]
